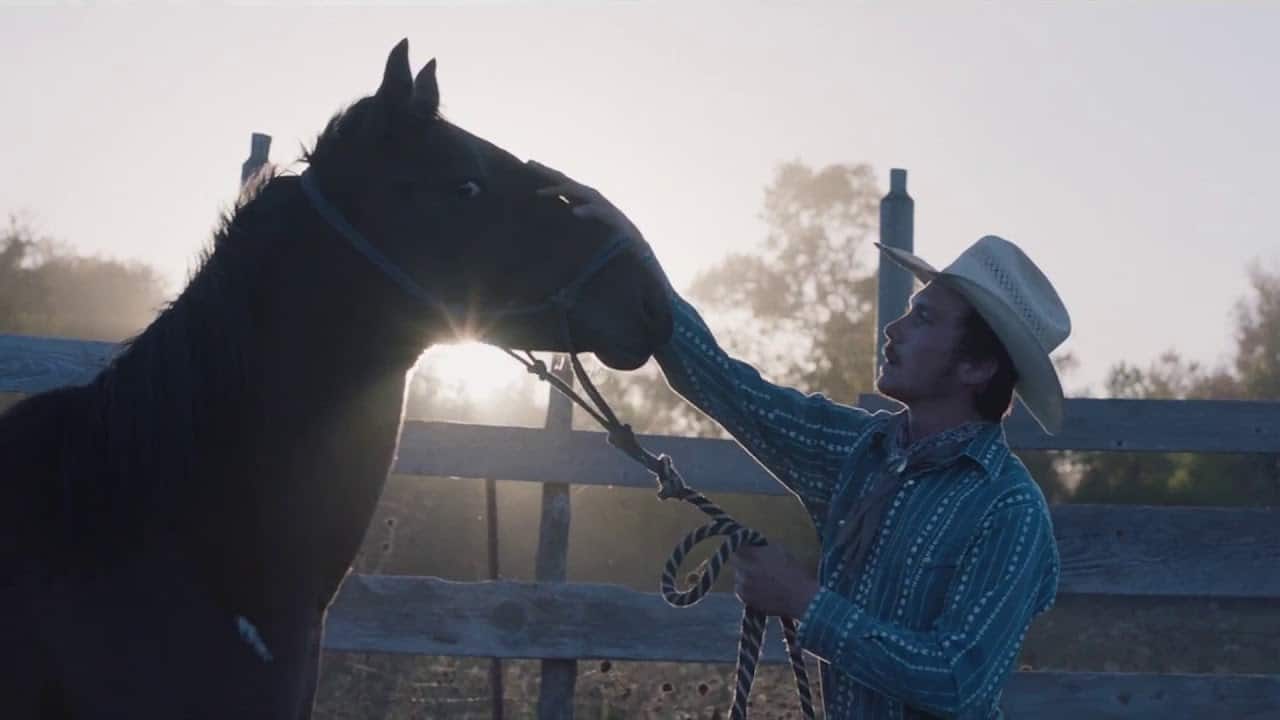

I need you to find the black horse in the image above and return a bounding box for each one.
[0,40,671,718]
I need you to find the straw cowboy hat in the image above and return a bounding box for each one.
[876,235,1071,434]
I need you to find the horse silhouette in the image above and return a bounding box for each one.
[0,38,671,719]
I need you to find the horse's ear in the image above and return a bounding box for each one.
[377,38,413,110]
[410,58,439,118]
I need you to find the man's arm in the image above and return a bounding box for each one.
[526,161,878,526]
[797,491,1060,718]
[655,294,880,530]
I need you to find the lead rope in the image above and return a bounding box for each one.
[504,348,816,720]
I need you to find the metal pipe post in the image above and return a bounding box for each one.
[876,168,914,380]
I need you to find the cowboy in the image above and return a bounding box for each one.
[534,162,1069,719]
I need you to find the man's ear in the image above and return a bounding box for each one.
[957,355,999,390]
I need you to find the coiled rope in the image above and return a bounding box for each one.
[507,351,816,720]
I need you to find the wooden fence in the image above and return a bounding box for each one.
[1,145,1277,718]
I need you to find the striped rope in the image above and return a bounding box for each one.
[659,490,816,720]
[498,353,816,717]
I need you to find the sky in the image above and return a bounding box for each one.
[2,2,1278,395]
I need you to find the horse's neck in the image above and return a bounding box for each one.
[144,187,438,613]
[225,299,417,610]
[109,191,425,478]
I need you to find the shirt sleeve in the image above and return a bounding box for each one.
[653,294,879,531]
[796,494,1061,719]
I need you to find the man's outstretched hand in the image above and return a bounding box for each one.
[529,160,673,297]
[734,542,820,619]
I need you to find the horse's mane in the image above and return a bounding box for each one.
[302,97,446,168]
[51,96,442,546]
[62,164,301,543]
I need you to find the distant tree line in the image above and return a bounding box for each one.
[0,217,168,341]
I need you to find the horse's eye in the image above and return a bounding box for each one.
[456,180,483,199]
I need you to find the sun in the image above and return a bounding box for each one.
[416,341,525,402]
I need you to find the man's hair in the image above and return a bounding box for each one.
[955,308,1019,422]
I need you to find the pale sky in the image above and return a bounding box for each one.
[3,2,1277,395]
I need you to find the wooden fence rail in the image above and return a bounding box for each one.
[5,333,1278,454]
[319,575,1280,719]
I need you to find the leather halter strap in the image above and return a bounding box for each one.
[298,168,629,324]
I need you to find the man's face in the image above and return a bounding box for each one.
[876,281,974,405]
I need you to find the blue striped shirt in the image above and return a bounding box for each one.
[654,297,1059,719]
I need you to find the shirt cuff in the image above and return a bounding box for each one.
[797,585,868,661]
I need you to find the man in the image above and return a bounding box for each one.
[534,162,1069,719]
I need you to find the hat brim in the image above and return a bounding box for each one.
[875,243,1065,434]
[876,243,940,281]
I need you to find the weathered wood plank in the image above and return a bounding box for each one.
[1002,671,1280,719]
[1050,505,1280,598]
[323,576,791,662]
[396,419,1276,495]
[0,334,117,394]
[393,421,787,496]
[4,333,1278,453]
[400,430,1280,598]
[323,577,1280,718]
[325,576,1280,661]
[861,393,1280,453]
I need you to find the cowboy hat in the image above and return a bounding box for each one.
[876,235,1071,434]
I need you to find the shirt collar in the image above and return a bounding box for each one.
[962,421,1010,476]
[872,410,1009,477]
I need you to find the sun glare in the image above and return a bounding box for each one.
[417,342,525,402]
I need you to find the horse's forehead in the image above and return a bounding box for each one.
[437,120,511,177]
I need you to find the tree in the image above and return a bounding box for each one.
[0,217,169,341]
[1234,262,1280,400]
[689,161,882,402]
[1070,263,1280,507]
[589,161,885,439]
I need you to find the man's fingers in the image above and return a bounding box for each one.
[534,182,578,198]
[527,159,570,181]
[528,161,602,198]
[570,204,613,221]
[535,183,601,207]
[734,553,762,577]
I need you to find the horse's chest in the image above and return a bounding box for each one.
[279,413,405,593]
[40,541,323,719]
[182,397,406,615]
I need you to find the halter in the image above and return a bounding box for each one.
[298,169,629,327]
[299,169,673,474]
[299,168,815,720]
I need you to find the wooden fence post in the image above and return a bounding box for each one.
[486,474,506,719]
[241,132,272,187]
[876,168,913,379]
[535,354,577,719]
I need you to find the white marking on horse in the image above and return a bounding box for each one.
[235,615,274,662]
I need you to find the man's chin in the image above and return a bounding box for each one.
[875,375,907,404]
